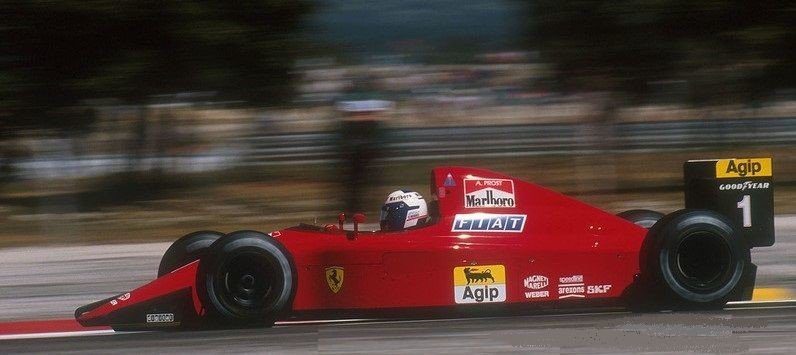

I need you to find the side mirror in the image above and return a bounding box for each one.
[350,213,366,239]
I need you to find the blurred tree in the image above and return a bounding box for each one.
[0,0,313,134]
[527,1,795,192]
[528,1,796,108]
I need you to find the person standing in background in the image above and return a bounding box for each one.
[336,99,393,215]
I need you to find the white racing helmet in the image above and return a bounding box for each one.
[380,190,429,231]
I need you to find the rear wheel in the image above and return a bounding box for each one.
[638,209,749,309]
[198,230,295,327]
[158,231,224,277]
[617,209,664,229]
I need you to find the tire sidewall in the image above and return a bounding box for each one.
[651,210,748,304]
[199,230,295,324]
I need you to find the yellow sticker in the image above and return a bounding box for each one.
[715,158,772,178]
[453,265,506,304]
[453,265,506,285]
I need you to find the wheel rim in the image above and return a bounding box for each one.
[217,250,282,311]
[673,231,733,292]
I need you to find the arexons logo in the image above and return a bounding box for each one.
[464,178,515,208]
[558,274,585,299]
[453,265,506,304]
[716,158,772,178]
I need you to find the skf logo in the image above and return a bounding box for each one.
[452,213,526,233]
[453,265,506,304]
[464,178,516,208]
[325,266,344,294]
[716,158,772,178]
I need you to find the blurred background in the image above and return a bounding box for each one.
[1,0,796,246]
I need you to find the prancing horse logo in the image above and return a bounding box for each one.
[325,266,344,293]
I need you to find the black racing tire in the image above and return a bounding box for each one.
[198,230,295,327]
[640,209,749,309]
[617,209,664,229]
[158,231,224,277]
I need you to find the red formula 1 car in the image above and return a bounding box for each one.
[76,158,775,329]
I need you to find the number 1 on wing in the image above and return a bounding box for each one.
[738,194,752,227]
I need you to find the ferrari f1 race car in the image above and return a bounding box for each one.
[75,158,775,330]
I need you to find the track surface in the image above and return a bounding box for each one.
[2,305,796,354]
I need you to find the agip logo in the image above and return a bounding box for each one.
[464,178,516,208]
[715,158,772,178]
[453,265,506,304]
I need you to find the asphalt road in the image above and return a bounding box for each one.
[2,305,796,354]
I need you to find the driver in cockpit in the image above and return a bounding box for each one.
[379,190,430,231]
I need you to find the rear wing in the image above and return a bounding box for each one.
[684,158,774,247]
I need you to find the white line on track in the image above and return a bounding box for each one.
[275,318,374,326]
[726,305,796,311]
[728,299,796,305]
[314,310,633,328]
[0,329,116,341]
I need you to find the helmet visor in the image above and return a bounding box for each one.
[380,201,411,231]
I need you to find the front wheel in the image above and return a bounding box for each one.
[158,231,224,277]
[638,209,749,309]
[198,230,295,327]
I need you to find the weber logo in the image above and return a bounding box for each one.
[452,213,526,233]
[523,275,550,299]
[146,313,175,323]
[464,178,516,208]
